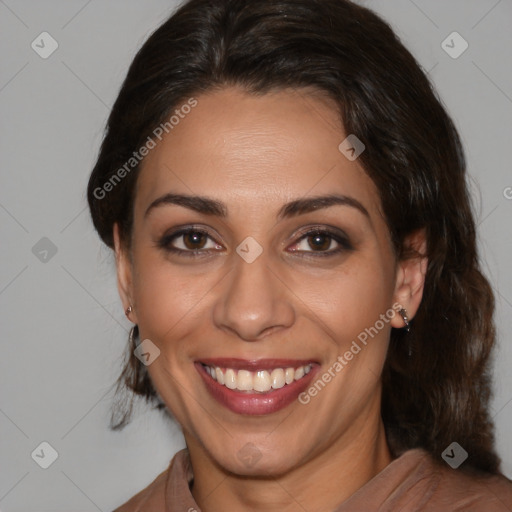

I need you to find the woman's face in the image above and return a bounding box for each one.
[115,87,423,476]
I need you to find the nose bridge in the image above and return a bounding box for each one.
[213,249,295,340]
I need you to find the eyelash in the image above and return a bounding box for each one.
[157,225,353,259]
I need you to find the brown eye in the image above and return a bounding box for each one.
[306,233,332,251]
[183,231,208,250]
[158,227,223,255]
[287,227,354,257]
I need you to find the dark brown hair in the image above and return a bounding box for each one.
[87,0,500,473]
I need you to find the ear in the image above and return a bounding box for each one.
[113,222,138,324]
[390,228,428,329]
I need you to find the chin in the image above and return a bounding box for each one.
[207,441,303,478]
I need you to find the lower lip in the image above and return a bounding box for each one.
[196,363,317,415]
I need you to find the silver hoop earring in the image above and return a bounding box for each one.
[398,308,412,357]
[399,308,410,332]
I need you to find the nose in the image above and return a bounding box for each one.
[212,252,295,341]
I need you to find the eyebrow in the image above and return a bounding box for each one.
[144,193,370,220]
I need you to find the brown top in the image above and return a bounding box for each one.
[113,448,512,511]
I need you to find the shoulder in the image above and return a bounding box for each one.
[112,449,187,512]
[426,460,512,511]
[112,469,169,512]
[356,448,512,511]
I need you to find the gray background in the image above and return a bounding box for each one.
[0,0,511,510]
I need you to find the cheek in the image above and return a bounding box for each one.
[129,258,210,418]
[299,264,395,413]
[130,252,209,349]
[293,255,395,345]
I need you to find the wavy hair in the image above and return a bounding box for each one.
[87,0,500,473]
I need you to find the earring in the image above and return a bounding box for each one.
[125,305,133,318]
[399,308,412,357]
[399,308,410,332]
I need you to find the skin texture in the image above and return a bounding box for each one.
[113,87,428,511]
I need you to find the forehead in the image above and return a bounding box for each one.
[134,87,382,221]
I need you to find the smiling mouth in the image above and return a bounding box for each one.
[196,358,319,415]
[200,363,313,393]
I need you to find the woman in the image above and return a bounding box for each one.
[87,0,512,510]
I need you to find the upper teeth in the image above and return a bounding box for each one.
[204,364,312,393]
